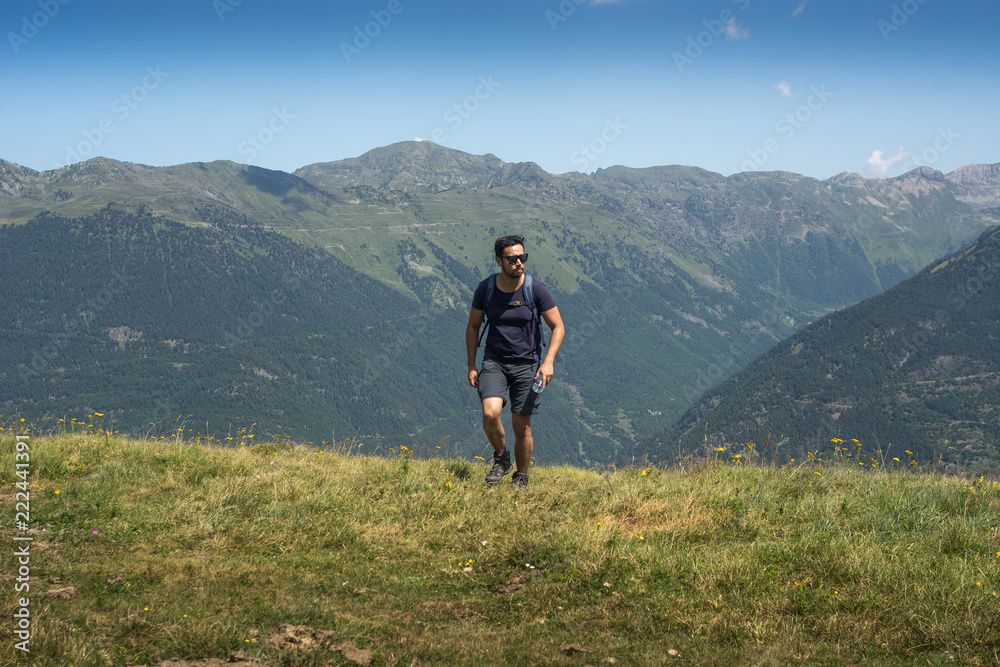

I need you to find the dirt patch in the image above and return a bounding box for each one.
[26,523,53,535]
[266,625,373,666]
[491,572,529,596]
[146,627,373,667]
[332,642,374,666]
[154,651,268,667]
[46,586,77,600]
[266,624,335,652]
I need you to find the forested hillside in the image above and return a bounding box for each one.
[638,225,1000,472]
[0,204,791,464]
[1,205,501,455]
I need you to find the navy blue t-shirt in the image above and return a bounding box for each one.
[472,275,556,364]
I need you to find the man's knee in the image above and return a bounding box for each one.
[511,414,532,435]
[482,399,504,422]
[483,413,502,430]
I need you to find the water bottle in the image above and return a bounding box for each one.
[532,375,545,393]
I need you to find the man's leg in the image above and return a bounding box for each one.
[483,397,514,485]
[511,413,533,474]
[482,397,506,455]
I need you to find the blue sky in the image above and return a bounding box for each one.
[2,0,998,179]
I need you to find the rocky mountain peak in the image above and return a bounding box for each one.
[946,163,1000,188]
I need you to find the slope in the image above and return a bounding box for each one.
[638,225,1000,471]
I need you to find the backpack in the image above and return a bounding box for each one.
[477,273,546,355]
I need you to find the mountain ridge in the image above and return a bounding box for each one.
[4,142,998,195]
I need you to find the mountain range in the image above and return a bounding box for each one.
[1,142,998,466]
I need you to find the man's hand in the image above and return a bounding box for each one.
[535,361,554,387]
[537,306,565,389]
[466,307,484,388]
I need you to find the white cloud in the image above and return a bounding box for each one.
[864,148,910,176]
[724,17,750,40]
[774,81,793,97]
[792,1,807,17]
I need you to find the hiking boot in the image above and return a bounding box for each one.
[511,471,529,491]
[485,450,513,485]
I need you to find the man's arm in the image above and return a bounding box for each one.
[465,307,484,387]
[536,306,565,386]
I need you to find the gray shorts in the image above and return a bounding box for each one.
[477,358,540,416]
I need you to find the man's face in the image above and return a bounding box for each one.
[497,244,526,278]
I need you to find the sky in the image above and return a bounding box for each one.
[2,0,998,180]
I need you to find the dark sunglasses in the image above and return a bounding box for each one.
[501,253,528,264]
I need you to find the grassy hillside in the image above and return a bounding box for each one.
[2,426,999,666]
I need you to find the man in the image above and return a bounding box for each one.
[465,235,565,490]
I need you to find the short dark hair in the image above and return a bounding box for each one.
[495,235,525,257]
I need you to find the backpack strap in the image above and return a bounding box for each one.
[477,275,497,347]
[521,274,546,354]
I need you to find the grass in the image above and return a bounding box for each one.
[2,429,999,666]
